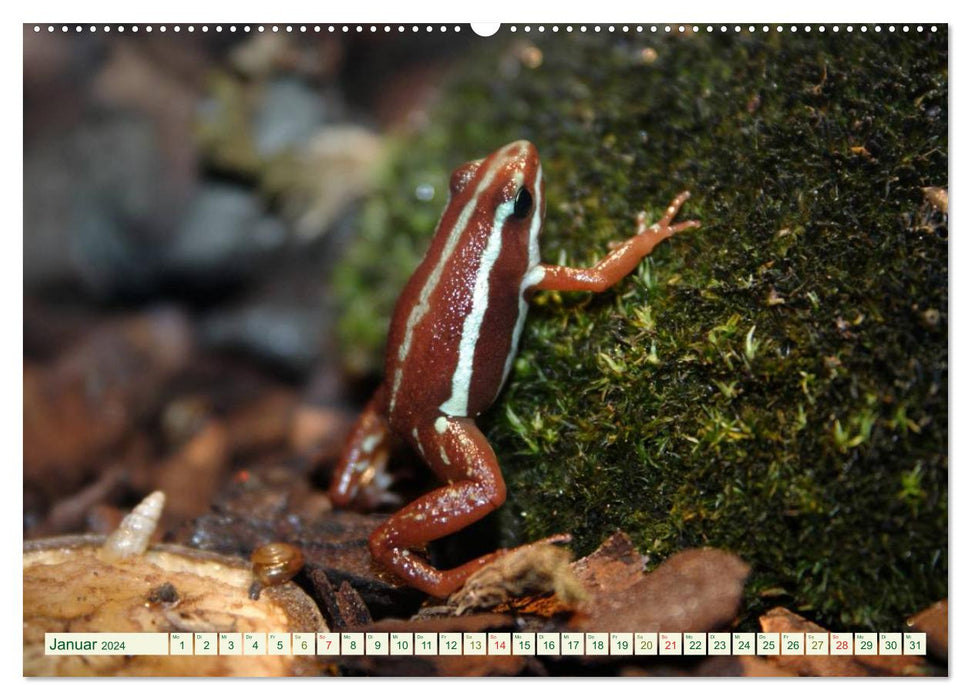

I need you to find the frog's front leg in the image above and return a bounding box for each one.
[530,191,699,293]
[329,386,394,509]
[368,416,508,598]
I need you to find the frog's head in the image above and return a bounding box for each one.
[447,140,545,251]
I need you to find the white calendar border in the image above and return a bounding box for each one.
[10,0,957,697]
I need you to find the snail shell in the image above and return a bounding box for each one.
[251,542,304,587]
[100,491,166,562]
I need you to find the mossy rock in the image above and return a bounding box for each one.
[333,29,947,631]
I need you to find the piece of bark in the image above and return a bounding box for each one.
[210,457,332,524]
[174,509,425,619]
[298,526,426,620]
[24,309,193,497]
[336,581,373,627]
[574,548,750,634]
[310,568,373,630]
[907,599,947,662]
[214,462,306,522]
[571,531,647,594]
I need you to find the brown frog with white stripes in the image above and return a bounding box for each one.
[329,140,699,597]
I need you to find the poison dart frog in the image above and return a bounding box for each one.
[330,140,699,597]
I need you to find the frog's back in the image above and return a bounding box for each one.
[383,141,545,428]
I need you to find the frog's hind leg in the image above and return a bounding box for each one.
[329,386,394,509]
[367,416,508,598]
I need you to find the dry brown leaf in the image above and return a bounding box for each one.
[760,606,931,677]
[574,547,750,634]
[448,542,584,615]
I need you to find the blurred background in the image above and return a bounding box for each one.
[23,26,479,535]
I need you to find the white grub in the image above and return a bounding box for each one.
[100,491,166,562]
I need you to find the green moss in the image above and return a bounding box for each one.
[334,29,947,631]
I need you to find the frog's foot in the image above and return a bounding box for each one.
[329,387,394,510]
[353,458,403,510]
[634,190,701,244]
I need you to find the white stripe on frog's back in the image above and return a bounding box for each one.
[498,163,545,399]
[389,142,526,417]
[438,172,523,417]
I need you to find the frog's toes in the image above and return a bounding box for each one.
[356,463,403,509]
[634,192,700,238]
[657,190,694,228]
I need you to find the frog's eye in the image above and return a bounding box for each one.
[512,187,533,219]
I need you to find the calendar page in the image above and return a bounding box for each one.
[22,10,948,679]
